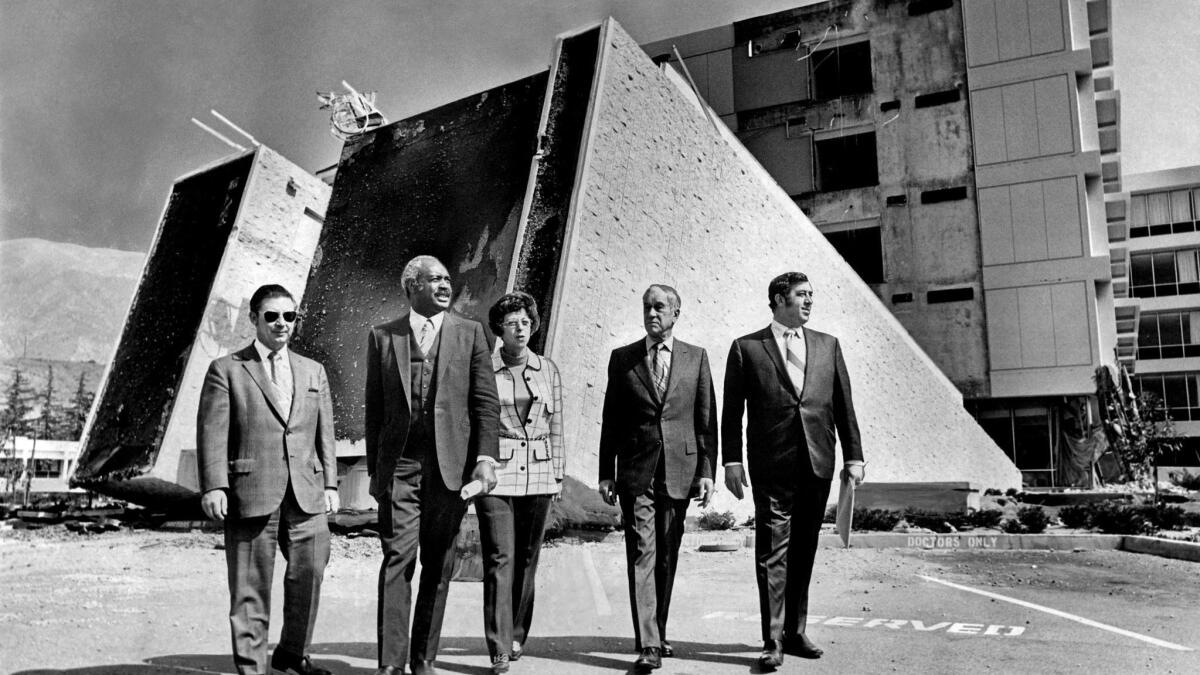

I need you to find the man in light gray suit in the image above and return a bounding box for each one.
[199,283,339,675]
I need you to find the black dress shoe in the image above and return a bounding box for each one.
[634,646,662,671]
[660,641,673,658]
[782,633,824,658]
[756,640,784,671]
[374,667,402,675]
[410,660,438,675]
[271,653,332,675]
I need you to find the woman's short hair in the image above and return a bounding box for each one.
[488,291,540,336]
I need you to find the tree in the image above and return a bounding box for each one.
[67,371,94,440]
[1095,363,1181,488]
[38,364,60,439]
[2,367,34,436]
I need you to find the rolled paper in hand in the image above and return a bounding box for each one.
[460,479,485,500]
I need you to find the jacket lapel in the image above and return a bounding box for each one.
[286,353,305,422]
[238,344,288,423]
[760,326,798,399]
[436,312,458,400]
[630,342,661,406]
[390,315,412,410]
[661,341,687,405]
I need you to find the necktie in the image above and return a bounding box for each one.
[269,350,293,416]
[784,329,806,393]
[418,318,435,355]
[652,343,669,398]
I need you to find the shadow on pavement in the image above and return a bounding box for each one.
[12,636,761,674]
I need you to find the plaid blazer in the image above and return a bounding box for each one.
[490,350,564,496]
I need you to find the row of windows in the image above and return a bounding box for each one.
[1135,373,1200,422]
[1129,187,1200,238]
[1137,310,1200,360]
[0,458,65,478]
[1129,249,1200,298]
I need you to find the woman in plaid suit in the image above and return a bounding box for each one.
[477,291,565,673]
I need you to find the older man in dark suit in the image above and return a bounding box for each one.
[198,283,339,675]
[722,272,864,671]
[365,255,501,675]
[598,284,718,673]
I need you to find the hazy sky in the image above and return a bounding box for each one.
[1,0,1196,252]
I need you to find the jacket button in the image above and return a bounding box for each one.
[532,395,539,400]
[519,466,525,471]
[526,418,533,424]
[520,442,526,447]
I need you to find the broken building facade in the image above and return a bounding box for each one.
[647,0,1123,486]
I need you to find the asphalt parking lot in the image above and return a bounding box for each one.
[2,531,1198,674]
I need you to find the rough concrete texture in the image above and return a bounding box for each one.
[292,75,546,445]
[544,20,1020,513]
[72,148,331,503]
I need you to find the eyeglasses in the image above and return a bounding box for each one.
[262,311,297,323]
[502,319,533,329]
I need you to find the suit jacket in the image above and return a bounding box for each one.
[722,325,862,491]
[364,310,500,498]
[599,338,718,500]
[197,344,338,519]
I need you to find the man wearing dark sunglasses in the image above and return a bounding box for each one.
[198,283,339,675]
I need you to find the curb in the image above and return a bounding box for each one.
[1121,535,1200,562]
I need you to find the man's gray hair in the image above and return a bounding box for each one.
[401,255,446,296]
[644,283,682,310]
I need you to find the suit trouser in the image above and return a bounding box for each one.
[618,471,688,651]
[377,443,468,668]
[476,493,553,657]
[752,461,832,643]
[224,485,330,675]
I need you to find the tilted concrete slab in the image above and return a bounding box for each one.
[71,147,330,503]
[539,19,1021,509]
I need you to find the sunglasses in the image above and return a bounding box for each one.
[262,311,297,323]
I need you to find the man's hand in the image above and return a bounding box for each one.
[598,479,617,506]
[472,460,498,493]
[694,477,715,508]
[325,488,340,514]
[201,488,228,522]
[724,464,748,500]
[844,463,865,487]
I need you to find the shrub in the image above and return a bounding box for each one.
[903,509,957,533]
[853,508,902,532]
[1183,511,1200,528]
[1001,518,1025,534]
[823,506,837,524]
[1017,506,1050,533]
[984,488,1003,496]
[697,510,738,531]
[1058,504,1093,529]
[968,509,1003,529]
[1171,469,1200,491]
[1141,503,1186,531]
[1090,501,1154,535]
[1005,487,1019,498]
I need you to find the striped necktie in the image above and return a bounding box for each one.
[652,342,670,398]
[418,318,435,355]
[783,329,805,393]
[268,350,293,416]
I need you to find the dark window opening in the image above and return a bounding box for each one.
[879,100,901,113]
[812,41,873,100]
[921,186,968,203]
[927,287,974,303]
[909,0,954,16]
[651,53,672,66]
[824,226,884,283]
[914,88,961,108]
[886,194,908,206]
[891,292,914,303]
[815,132,878,191]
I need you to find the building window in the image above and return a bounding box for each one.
[815,132,878,191]
[1130,249,1200,298]
[976,407,1055,487]
[32,459,62,478]
[824,226,884,283]
[1130,188,1200,238]
[1135,372,1200,422]
[1137,310,1200,360]
[811,41,873,100]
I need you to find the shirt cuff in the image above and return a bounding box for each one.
[844,460,865,466]
[475,456,498,467]
[723,462,743,467]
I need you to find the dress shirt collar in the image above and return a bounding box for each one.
[644,335,674,354]
[770,320,804,340]
[409,308,446,336]
[492,347,543,373]
[253,339,289,363]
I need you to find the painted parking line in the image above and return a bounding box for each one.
[702,611,1026,637]
[917,574,1194,652]
[579,548,612,616]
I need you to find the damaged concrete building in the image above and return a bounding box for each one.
[73,17,1023,509]
[647,0,1123,487]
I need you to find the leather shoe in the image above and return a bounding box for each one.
[782,633,824,659]
[271,653,332,675]
[374,668,402,675]
[634,646,662,671]
[410,660,438,675]
[660,640,673,657]
[511,641,523,661]
[491,653,510,673]
[756,640,784,671]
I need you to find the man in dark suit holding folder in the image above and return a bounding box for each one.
[722,272,864,671]
[598,284,718,672]
[198,284,339,675]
